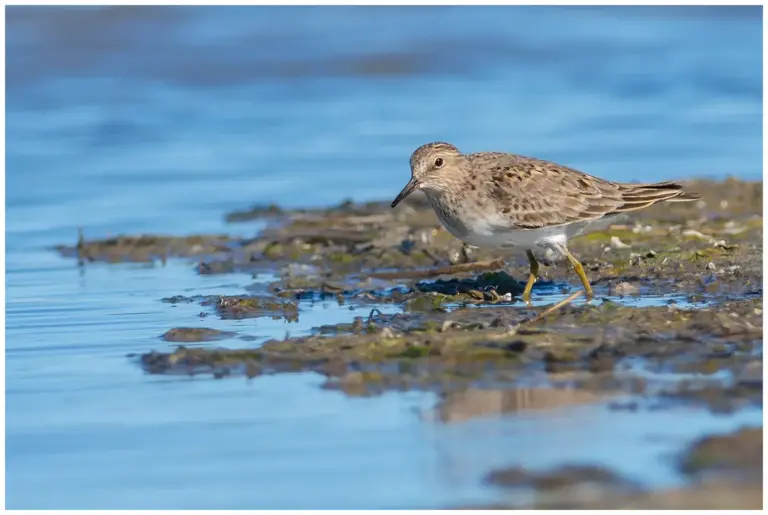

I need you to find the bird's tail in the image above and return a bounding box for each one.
[614,181,700,213]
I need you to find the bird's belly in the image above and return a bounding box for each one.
[436,211,568,250]
[468,227,568,249]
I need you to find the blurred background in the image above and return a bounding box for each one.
[5,5,763,509]
[6,6,762,241]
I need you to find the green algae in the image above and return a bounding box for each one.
[161,327,237,343]
[140,295,762,407]
[208,295,299,321]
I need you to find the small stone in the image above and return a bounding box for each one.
[706,261,717,271]
[632,222,652,234]
[610,236,631,249]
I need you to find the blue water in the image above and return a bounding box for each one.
[5,6,762,509]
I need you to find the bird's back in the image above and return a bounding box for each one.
[464,151,699,230]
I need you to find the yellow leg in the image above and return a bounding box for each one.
[522,249,539,303]
[562,247,594,299]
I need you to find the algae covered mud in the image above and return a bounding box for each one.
[57,178,762,509]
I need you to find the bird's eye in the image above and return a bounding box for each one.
[434,157,444,167]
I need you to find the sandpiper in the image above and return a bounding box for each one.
[391,142,700,303]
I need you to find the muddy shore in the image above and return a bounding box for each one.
[57,178,762,509]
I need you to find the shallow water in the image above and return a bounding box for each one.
[5,5,762,509]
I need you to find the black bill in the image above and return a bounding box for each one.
[391,177,419,208]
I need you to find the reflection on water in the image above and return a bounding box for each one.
[428,402,761,506]
[432,387,610,424]
[5,5,762,509]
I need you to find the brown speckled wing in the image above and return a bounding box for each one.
[469,154,697,229]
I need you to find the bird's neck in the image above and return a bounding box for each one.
[423,186,462,219]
